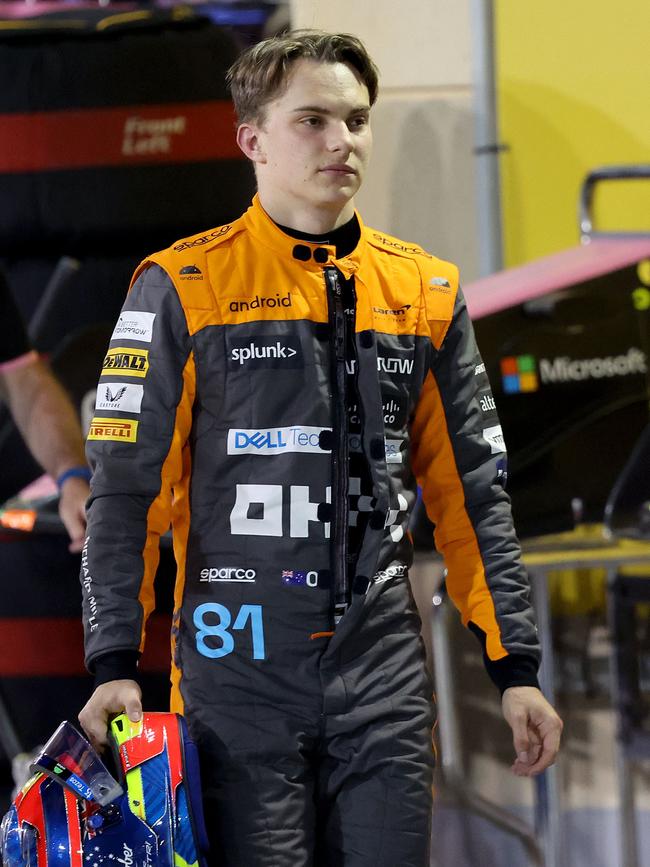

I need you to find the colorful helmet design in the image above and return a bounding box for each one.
[0,713,209,867]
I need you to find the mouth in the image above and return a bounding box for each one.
[320,164,357,175]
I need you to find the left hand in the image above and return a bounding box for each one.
[502,686,563,777]
[58,476,89,553]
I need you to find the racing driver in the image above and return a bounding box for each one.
[78,30,563,867]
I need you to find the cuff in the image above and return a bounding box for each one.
[91,650,140,687]
[468,622,540,695]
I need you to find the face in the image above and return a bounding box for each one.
[237,59,373,229]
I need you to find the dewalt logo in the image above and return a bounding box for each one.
[101,347,149,379]
[88,418,138,443]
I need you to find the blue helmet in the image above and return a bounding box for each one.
[1,713,209,867]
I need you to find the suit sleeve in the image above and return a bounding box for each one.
[410,287,540,692]
[81,264,195,673]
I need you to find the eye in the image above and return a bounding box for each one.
[301,116,323,127]
[349,115,369,130]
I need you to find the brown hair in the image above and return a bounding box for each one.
[226,30,379,124]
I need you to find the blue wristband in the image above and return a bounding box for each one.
[56,465,92,491]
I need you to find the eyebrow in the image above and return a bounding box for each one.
[291,105,370,115]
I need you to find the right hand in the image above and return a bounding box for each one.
[78,679,142,752]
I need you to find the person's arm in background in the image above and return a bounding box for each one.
[0,353,89,552]
[0,271,89,552]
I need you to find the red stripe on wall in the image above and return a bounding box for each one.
[0,100,242,173]
[0,614,171,676]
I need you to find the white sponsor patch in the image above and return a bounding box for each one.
[373,564,408,584]
[111,311,156,343]
[483,424,506,454]
[95,383,144,414]
[227,426,328,455]
[348,435,403,463]
[200,567,256,583]
[385,439,403,463]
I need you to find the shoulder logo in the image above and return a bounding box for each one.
[101,347,149,378]
[372,234,432,258]
[111,311,155,343]
[88,418,139,443]
[429,276,452,293]
[95,383,144,414]
[173,225,231,253]
[179,264,203,281]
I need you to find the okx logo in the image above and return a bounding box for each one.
[500,355,538,394]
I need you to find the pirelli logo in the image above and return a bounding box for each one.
[101,347,149,378]
[88,418,138,442]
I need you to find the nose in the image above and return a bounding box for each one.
[326,120,354,154]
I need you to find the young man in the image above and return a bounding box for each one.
[79,31,562,867]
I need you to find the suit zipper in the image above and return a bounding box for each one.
[324,266,349,622]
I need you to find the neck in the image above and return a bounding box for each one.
[257,191,356,234]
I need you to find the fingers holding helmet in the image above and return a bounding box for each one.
[79,679,142,752]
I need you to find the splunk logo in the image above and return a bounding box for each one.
[501,348,647,393]
[228,336,303,369]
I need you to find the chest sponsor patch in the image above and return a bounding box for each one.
[88,418,138,442]
[228,335,303,369]
[111,311,155,343]
[483,424,506,454]
[101,347,149,378]
[228,425,329,455]
[95,383,144,414]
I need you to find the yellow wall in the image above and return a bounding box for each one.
[496,1,650,266]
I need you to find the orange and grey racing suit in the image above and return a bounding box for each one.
[81,195,539,867]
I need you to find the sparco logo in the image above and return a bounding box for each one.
[173,225,231,253]
[230,293,292,312]
[122,115,186,157]
[228,336,303,369]
[200,567,256,582]
[539,348,647,383]
[373,234,432,258]
[116,844,134,867]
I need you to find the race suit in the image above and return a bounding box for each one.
[81,195,540,867]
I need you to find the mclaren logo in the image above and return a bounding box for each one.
[373,304,411,317]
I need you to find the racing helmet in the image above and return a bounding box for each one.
[1,712,209,867]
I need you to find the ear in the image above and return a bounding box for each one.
[236,123,266,165]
